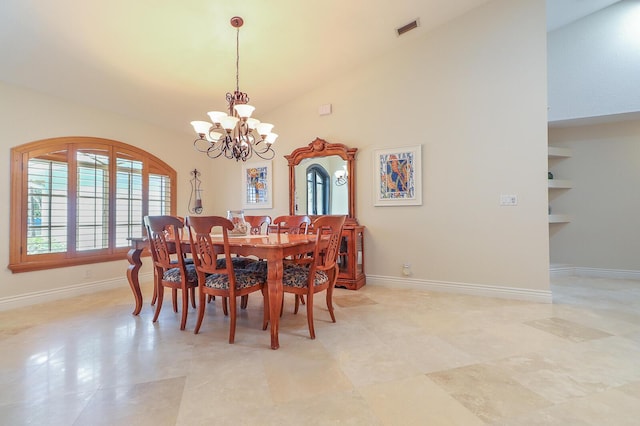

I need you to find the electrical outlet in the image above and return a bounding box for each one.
[402,263,411,277]
[499,194,518,206]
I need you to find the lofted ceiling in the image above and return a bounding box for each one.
[546,0,620,31]
[0,0,620,135]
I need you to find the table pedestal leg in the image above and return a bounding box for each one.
[267,260,284,350]
[127,247,144,315]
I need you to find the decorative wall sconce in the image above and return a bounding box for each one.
[334,166,348,186]
[189,169,203,214]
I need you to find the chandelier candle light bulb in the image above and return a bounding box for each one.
[190,16,277,162]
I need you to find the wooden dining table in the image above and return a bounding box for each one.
[126,232,319,349]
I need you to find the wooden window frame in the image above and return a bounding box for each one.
[9,136,176,273]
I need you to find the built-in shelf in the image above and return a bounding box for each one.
[548,146,572,225]
[548,146,572,158]
[549,214,571,223]
[548,179,573,189]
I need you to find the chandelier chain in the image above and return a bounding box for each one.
[235,25,240,94]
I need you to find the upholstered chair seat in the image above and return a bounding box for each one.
[171,257,194,265]
[244,260,268,274]
[203,270,266,290]
[163,264,198,283]
[216,257,256,270]
[283,265,329,289]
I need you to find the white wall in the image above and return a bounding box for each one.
[548,0,640,122]
[1,0,551,308]
[220,0,551,298]
[0,82,211,306]
[549,119,640,272]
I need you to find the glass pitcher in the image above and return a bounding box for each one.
[226,210,248,235]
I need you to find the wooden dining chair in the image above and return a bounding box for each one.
[244,215,272,235]
[150,216,194,307]
[269,215,311,235]
[186,215,268,343]
[270,214,313,266]
[266,215,313,308]
[281,215,346,339]
[144,215,198,330]
[237,215,272,309]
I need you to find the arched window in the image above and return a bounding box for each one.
[9,137,176,273]
[306,164,329,215]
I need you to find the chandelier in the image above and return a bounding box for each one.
[190,16,277,162]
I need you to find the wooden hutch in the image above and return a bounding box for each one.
[285,138,365,290]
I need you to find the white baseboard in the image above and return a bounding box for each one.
[550,266,640,280]
[0,272,153,312]
[6,267,635,312]
[366,275,552,303]
[549,264,575,277]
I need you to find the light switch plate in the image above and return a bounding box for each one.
[318,104,332,116]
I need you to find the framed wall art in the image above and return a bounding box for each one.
[241,161,272,209]
[373,145,422,206]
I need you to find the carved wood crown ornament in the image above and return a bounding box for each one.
[285,138,357,166]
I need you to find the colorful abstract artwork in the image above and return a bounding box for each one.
[374,145,422,206]
[242,161,272,209]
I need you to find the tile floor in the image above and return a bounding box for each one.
[1,275,639,425]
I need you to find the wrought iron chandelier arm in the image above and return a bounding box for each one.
[251,142,276,160]
[205,145,224,159]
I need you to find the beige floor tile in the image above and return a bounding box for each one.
[524,317,612,342]
[617,380,640,400]
[75,377,185,426]
[428,363,554,423]
[262,339,354,404]
[0,276,639,425]
[359,375,484,426]
[492,387,640,426]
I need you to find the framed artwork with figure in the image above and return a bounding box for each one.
[373,145,422,206]
[242,161,272,209]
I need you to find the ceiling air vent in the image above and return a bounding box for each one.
[396,19,420,36]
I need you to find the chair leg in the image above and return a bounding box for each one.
[291,295,305,310]
[194,290,206,334]
[326,285,336,323]
[172,288,178,313]
[241,294,248,309]
[222,297,229,316]
[190,287,197,308]
[306,291,315,339]
[228,296,237,344]
[152,283,163,323]
[262,288,269,330]
[151,280,157,306]
[294,293,300,314]
[180,286,189,331]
